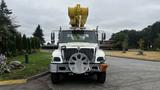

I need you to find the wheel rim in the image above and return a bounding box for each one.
[69,53,89,74]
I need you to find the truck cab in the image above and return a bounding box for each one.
[50,29,108,83]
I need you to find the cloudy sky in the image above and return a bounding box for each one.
[5,0,160,42]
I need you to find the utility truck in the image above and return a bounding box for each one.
[50,4,108,84]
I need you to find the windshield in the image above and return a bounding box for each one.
[59,30,98,43]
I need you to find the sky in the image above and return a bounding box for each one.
[5,0,160,42]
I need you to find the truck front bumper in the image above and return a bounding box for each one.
[50,63,108,73]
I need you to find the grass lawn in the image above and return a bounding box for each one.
[0,51,51,81]
[105,50,160,61]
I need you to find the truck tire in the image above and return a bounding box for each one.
[97,72,106,83]
[51,73,60,84]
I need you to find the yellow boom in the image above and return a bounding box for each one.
[68,4,88,28]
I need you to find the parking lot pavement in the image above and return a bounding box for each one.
[1,56,160,90]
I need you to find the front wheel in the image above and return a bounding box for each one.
[97,72,106,83]
[51,73,60,84]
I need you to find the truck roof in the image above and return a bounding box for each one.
[51,27,97,32]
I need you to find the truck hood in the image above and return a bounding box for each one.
[59,42,98,48]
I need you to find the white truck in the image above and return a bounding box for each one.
[50,28,108,83]
[49,4,108,84]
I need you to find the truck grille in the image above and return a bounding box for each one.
[62,48,94,61]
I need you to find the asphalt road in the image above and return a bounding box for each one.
[1,56,160,90]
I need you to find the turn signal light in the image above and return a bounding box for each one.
[99,64,108,72]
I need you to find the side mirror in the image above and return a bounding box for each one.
[51,32,55,44]
[51,32,59,49]
[101,33,106,41]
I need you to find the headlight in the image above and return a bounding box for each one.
[52,57,61,62]
[97,57,105,63]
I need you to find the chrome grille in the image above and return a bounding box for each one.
[62,48,94,61]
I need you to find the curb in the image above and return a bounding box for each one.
[0,79,27,86]
[27,71,50,82]
[106,55,160,62]
[0,71,50,86]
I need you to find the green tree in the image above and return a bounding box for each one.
[7,35,16,56]
[33,25,45,45]
[27,38,31,53]
[35,38,38,49]
[0,0,19,55]
[110,30,140,50]
[110,21,160,50]
[137,38,144,55]
[12,36,16,56]
[31,37,35,50]
[35,37,41,49]
[0,0,12,54]
[154,34,160,50]
[35,37,40,49]
[138,38,144,50]
[0,0,12,26]
[22,34,27,51]
[122,36,128,53]
[110,31,126,49]
[16,34,22,52]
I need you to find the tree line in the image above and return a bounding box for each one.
[0,0,45,56]
[110,21,160,51]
